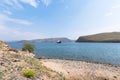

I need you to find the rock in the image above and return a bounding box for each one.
[38,56,47,59]
[8,48,18,53]
[0,62,4,65]
[0,66,6,72]
[113,76,117,78]
[12,59,20,62]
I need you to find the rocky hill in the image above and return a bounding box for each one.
[20,37,72,42]
[76,32,120,42]
[0,40,64,80]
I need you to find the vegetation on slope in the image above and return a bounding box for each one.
[0,40,65,80]
[22,43,35,53]
[76,32,120,42]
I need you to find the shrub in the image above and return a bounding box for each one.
[22,43,35,53]
[23,69,35,78]
[0,72,3,79]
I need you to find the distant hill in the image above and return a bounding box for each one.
[20,38,72,42]
[76,32,120,42]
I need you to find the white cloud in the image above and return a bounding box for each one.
[0,13,32,25]
[101,24,120,32]
[41,0,52,6]
[0,0,59,9]
[1,0,39,11]
[3,10,12,15]
[105,4,120,17]
[20,0,38,8]
[105,12,112,16]
[12,0,24,9]
[41,0,65,6]
[3,0,24,9]
[10,18,32,25]
[0,0,56,11]
[0,25,44,41]
[112,5,120,9]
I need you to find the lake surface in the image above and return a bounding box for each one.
[7,42,120,65]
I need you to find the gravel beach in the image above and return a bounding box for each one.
[42,59,120,80]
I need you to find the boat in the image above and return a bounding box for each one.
[56,40,61,43]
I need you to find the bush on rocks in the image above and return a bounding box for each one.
[22,43,35,53]
[23,69,35,78]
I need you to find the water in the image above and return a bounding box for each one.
[7,42,120,65]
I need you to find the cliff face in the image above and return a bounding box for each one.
[76,32,120,42]
[0,40,63,80]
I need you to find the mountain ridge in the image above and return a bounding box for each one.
[20,37,72,42]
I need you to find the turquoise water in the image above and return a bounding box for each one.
[8,42,120,65]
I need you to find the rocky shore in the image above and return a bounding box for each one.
[0,41,64,80]
[42,59,120,80]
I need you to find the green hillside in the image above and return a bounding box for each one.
[76,32,120,42]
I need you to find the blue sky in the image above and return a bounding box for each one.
[0,0,120,41]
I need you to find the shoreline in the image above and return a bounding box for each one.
[41,59,120,80]
[38,57,120,67]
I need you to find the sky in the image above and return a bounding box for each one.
[0,0,120,41]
